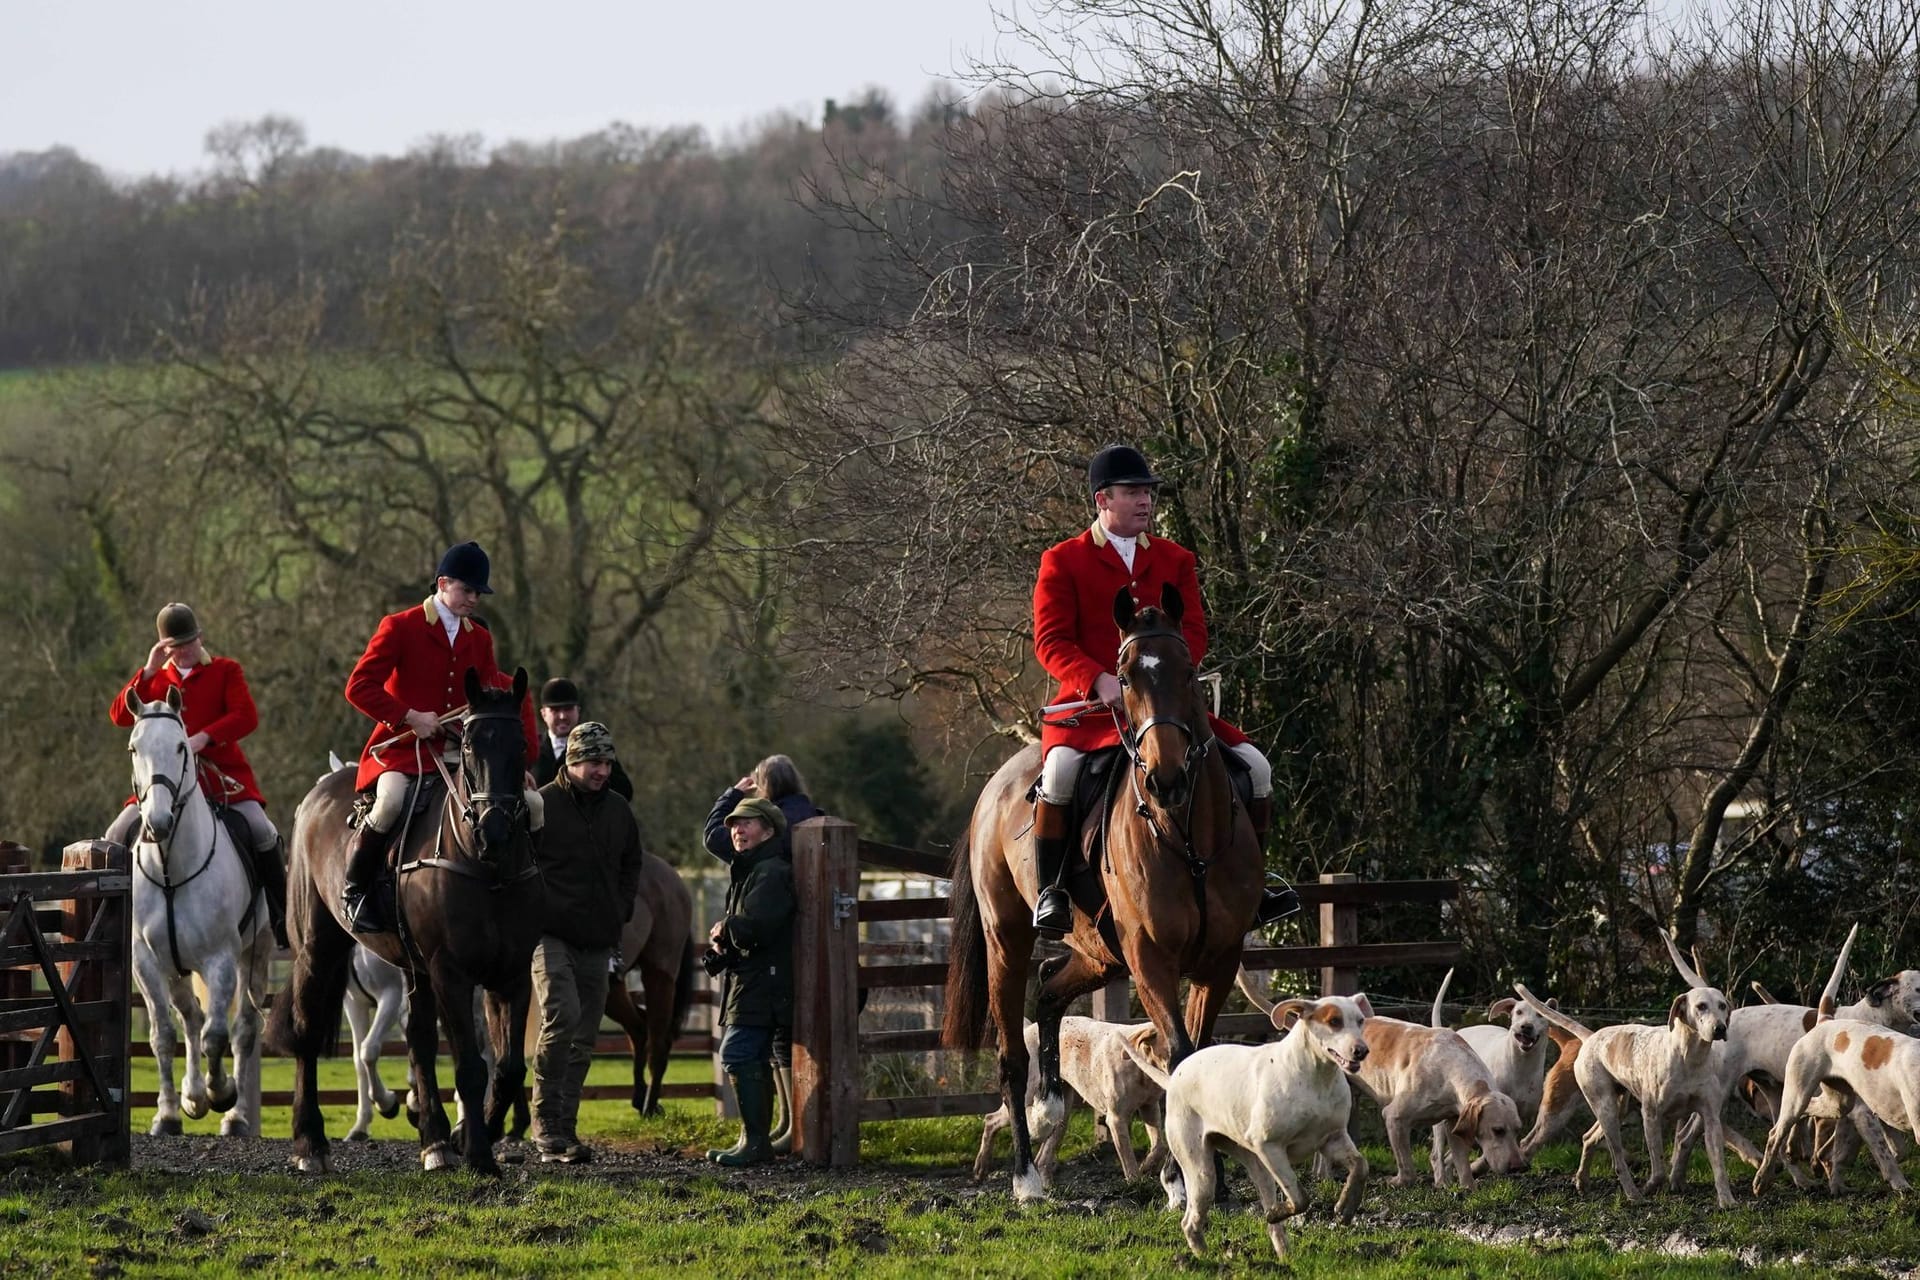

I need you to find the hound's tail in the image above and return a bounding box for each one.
[1749,980,1781,1005]
[1817,923,1860,1022]
[1516,984,1594,1042]
[940,827,989,1051]
[1431,968,1455,1029]
[1234,958,1277,1017]
[1117,1024,1173,1090]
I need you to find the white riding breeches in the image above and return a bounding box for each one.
[367,767,544,834]
[1039,741,1271,805]
[106,797,278,851]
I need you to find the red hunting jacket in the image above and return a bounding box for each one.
[108,656,266,805]
[345,599,538,792]
[1035,522,1249,755]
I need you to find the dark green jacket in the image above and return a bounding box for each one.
[717,837,796,1028]
[534,776,646,949]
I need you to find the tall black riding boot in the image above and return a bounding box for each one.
[1031,800,1074,938]
[1246,797,1302,925]
[342,823,396,934]
[253,836,291,949]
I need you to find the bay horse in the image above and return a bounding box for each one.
[271,668,542,1174]
[943,585,1262,1201]
[123,687,273,1137]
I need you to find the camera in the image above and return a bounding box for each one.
[701,946,736,978]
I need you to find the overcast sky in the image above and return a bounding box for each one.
[4,0,1041,179]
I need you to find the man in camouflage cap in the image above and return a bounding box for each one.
[528,720,646,1162]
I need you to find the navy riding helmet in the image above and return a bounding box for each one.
[1087,444,1164,494]
[435,541,494,594]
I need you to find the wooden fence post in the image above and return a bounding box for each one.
[60,840,129,1165]
[0,844,30,1125]
[792,816,859,1167]
[1319,872,1359,997]
[1092,979,1130,1022]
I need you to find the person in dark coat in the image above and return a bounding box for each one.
[702,794,795,1167]
[533,677,633,801]
[700,753,823,1152]
[529,721,646,1162]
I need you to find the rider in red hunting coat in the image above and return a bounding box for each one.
[105,601,289,947]
[340,540,541,933]
[1029,445,1299,936]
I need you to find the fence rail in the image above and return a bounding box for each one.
[790,819,1459,1167]
[0,841,132,1164]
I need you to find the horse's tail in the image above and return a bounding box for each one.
[670,938,696,1041]
[265,981,298,1058]
[941,826,989,1052]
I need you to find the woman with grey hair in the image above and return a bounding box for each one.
[702,753,825,1154]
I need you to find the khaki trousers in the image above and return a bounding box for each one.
[529,934,611,1144]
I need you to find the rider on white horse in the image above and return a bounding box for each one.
[106,602,288,949]
[121,682,272,1136]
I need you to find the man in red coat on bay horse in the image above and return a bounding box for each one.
[1031,444,1300,936]
[340,540,541,933]
[106,601,289,947]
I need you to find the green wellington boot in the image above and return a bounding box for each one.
[710,1062,775,1167]
[769,1065,795,1156]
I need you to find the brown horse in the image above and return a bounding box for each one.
[270,669,542,1175]
[508,851,695,1132]
[944,585,1261,1200]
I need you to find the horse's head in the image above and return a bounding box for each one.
[1114,583,1213,811]
[459,666,530,859]
[123,685,191,843]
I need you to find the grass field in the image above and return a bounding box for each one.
[0,1053,1914,1277]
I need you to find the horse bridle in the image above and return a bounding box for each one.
[130,708,195,843]
[1112,624,1225,957]
[455,708,530,836]
[1114,628,1216,789]
[129,705,224,974]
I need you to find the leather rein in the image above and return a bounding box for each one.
[398,707,538,888]
[130,707,232,974]
[1112,627,1222,957]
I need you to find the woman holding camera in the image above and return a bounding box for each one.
[701,794,795,1166]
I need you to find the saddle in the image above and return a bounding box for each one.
[211,802,262,937]
[346,772,445,830]
[1035,746,1257,941]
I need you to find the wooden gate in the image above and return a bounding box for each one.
[0,841,133,1165]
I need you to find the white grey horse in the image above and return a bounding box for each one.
[124,687,272,1136]
[342,946,490,1138]
[344,944,408,1140]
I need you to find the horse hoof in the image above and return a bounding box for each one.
[181,1096,209,1121]
[405,1108,421,1132]
[378,1095,402,1120]
[1012,1168,1048,1204]
[293,1153,331,1175]
[346,1129,371,1142]
[151,1115,184,1137]
[209,1082,239,1114]
[219,1116,251,1138]
[423,1144,456,1171]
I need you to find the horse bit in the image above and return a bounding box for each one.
[131,706,223,973]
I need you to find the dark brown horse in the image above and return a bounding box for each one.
[943,586,1261,1200]
[270,668,542,1174]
